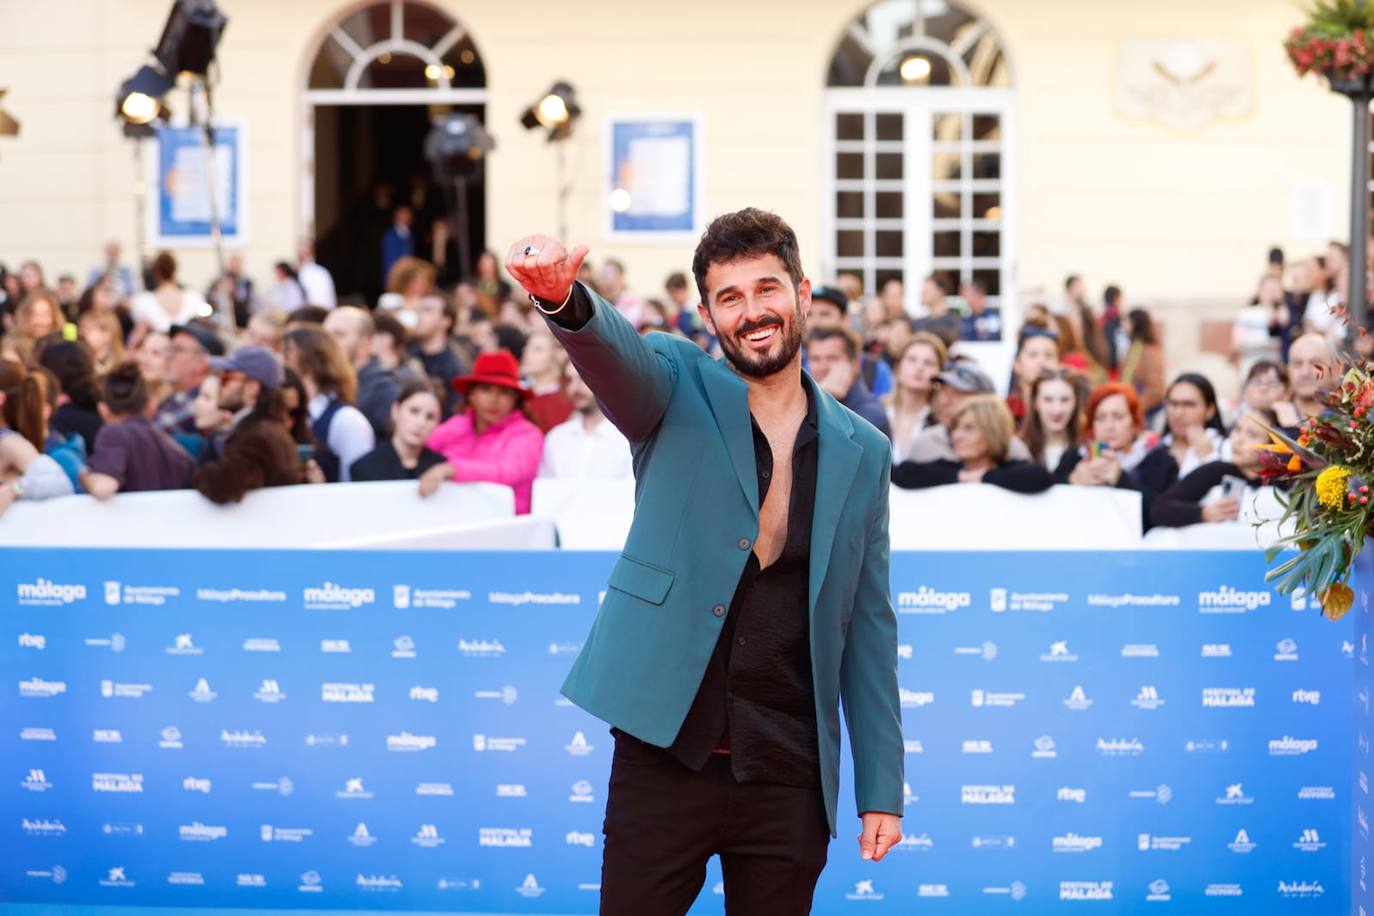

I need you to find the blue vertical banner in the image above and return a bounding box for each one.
[0,549,1353,913]
[152,122,245,246]
[1352,545,1374,915]
[605,116,699,238]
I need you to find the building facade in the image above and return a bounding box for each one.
[0,0,1351,389]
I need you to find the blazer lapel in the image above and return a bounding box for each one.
[701,360,759,513]
[807,375,862,617]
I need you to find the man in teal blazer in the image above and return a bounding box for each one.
[508,208,902,915]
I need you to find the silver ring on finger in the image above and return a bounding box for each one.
[522,245,541,257]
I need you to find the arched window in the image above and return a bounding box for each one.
[307,0,485,96]
[300,1,489,302]
[823,0,1015,342]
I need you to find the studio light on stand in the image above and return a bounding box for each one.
[425,112,495,282]
[520,81,581,240]
[115,62,174,284]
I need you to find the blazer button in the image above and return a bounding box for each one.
[712,604,725,617]
[737,538,750,550]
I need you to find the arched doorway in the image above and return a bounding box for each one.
[823,0,1015,351]
[302,0,487,305]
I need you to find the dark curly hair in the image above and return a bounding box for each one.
[691,207,804,308]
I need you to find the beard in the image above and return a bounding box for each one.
[716,302,806,379]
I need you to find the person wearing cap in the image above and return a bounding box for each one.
[153,321,225,437]
[282,327,375,483]
[195,345,285,461]
[906,360,1032,463]
[419,349,544,513]
[807,284,893,398]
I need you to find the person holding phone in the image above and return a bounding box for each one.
[1149,408,1277,527]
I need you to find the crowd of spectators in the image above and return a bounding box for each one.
[0,236,1355,534]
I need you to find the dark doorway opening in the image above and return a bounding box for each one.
[313,103,486,307]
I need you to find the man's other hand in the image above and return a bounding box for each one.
[857,811,901,862]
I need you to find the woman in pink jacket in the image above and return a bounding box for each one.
[419,349,545,513]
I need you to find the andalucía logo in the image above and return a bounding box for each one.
[303,581,375,610]
[565,731,594,755]
[17,578,86,606]
[220,729,267,749]
[357,874,403,892]
[21,817,65,836]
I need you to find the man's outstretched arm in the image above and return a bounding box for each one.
[507,235,674,442]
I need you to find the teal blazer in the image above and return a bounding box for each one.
[548,286,903,836]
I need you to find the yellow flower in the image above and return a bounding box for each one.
[1315,466,1352,509]
[1322,582,1354,621]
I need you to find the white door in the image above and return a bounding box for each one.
[822,87,1016,380]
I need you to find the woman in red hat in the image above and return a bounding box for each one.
[419,348,544,513]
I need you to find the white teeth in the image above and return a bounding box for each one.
[744,327,776,342]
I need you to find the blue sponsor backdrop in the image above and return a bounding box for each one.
[0,549,1354,914]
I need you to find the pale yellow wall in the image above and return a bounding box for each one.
[0,0,1351,374]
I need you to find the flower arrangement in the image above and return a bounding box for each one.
[1255,360,1374,620]
[1285,0,1374,82]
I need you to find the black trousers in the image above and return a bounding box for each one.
[600,732,831,916]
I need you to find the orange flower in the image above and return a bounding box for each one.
[1322,582,1355,621]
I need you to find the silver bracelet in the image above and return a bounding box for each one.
[528,286,574,316]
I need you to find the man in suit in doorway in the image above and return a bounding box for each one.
[507,208,903,916]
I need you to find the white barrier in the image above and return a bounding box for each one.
[531,478,636,550]
[532,478,1296,552]
[1140,485,1292,550]
[0,478,1289,553]
[0,481,552,550]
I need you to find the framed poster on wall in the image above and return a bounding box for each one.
[149,122,247,247]
[604,115,701,240]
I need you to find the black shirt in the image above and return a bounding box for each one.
[349,440,446,482]
[545,283,823,788]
